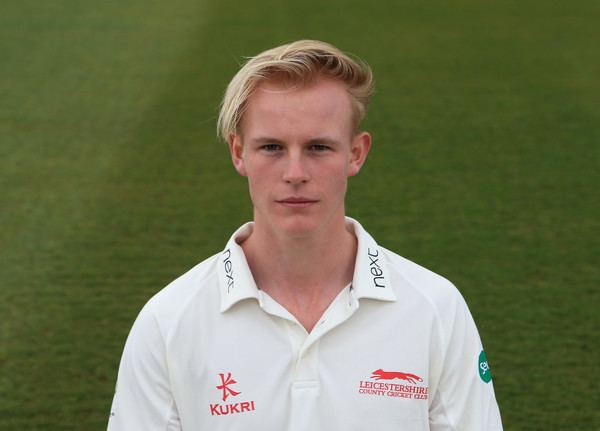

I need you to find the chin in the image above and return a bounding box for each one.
[271,213,323,238]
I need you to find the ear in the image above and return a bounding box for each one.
[347,131,372,176]
[228,133,247,177]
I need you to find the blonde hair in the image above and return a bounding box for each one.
[217,40,374,141]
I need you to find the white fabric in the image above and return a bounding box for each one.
[108,218,503,430]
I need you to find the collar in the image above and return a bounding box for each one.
[217,222,260,312]
[346,217,396,302]
[218,217,396,312]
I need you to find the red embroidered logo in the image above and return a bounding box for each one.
[210,373,256,416]
[358,369,429,400]
[216,372,241,402]
[371,369,424,384]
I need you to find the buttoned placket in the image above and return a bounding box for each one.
[257,285,360,430]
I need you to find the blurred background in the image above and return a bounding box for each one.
[1,0,598,429]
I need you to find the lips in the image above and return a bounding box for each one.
[276,197,319,208]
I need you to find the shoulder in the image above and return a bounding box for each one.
[139,253,221,337]
[379,247,481,356]
[381,246,467,316]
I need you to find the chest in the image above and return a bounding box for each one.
[166,301,435,431]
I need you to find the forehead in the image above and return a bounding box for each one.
[240,76,354,141]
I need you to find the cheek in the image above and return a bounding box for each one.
[336,177,349,196]
[246,176,264,197]
[327,165,350,195]
[245,168,274,204]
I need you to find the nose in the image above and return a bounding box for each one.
[282,152,310,184]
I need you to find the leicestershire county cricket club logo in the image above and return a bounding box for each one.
[209,373,256,416]
[358,369,429,400]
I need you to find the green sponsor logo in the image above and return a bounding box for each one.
[478,350,492,383]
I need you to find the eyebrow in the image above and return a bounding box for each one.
[249,137,342,146]
[249,137,284,146]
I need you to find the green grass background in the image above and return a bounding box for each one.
[1,0,598,429]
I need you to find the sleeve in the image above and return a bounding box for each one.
[428,292,503,431]
[107,301,181,431]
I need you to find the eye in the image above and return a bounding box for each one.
[261,143,282,152]
[309,144,331,152]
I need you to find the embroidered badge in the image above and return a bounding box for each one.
[358,369,428,400]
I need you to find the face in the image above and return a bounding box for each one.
[228,76,371,238]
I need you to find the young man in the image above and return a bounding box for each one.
[108,40,503,430]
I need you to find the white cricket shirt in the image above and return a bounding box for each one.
[108,218,503,430]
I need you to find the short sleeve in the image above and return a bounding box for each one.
[429,292,503,430]
[107,301,181,431]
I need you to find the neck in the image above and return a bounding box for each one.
[240,215,357,331]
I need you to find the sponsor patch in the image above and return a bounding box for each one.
[209,372,256,416]
[367,248,386,288]
[478,350,492,383]
[222,249,234,293]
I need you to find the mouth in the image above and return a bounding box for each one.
[276,197,319,208]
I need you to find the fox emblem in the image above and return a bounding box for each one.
[371,369,423,384]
